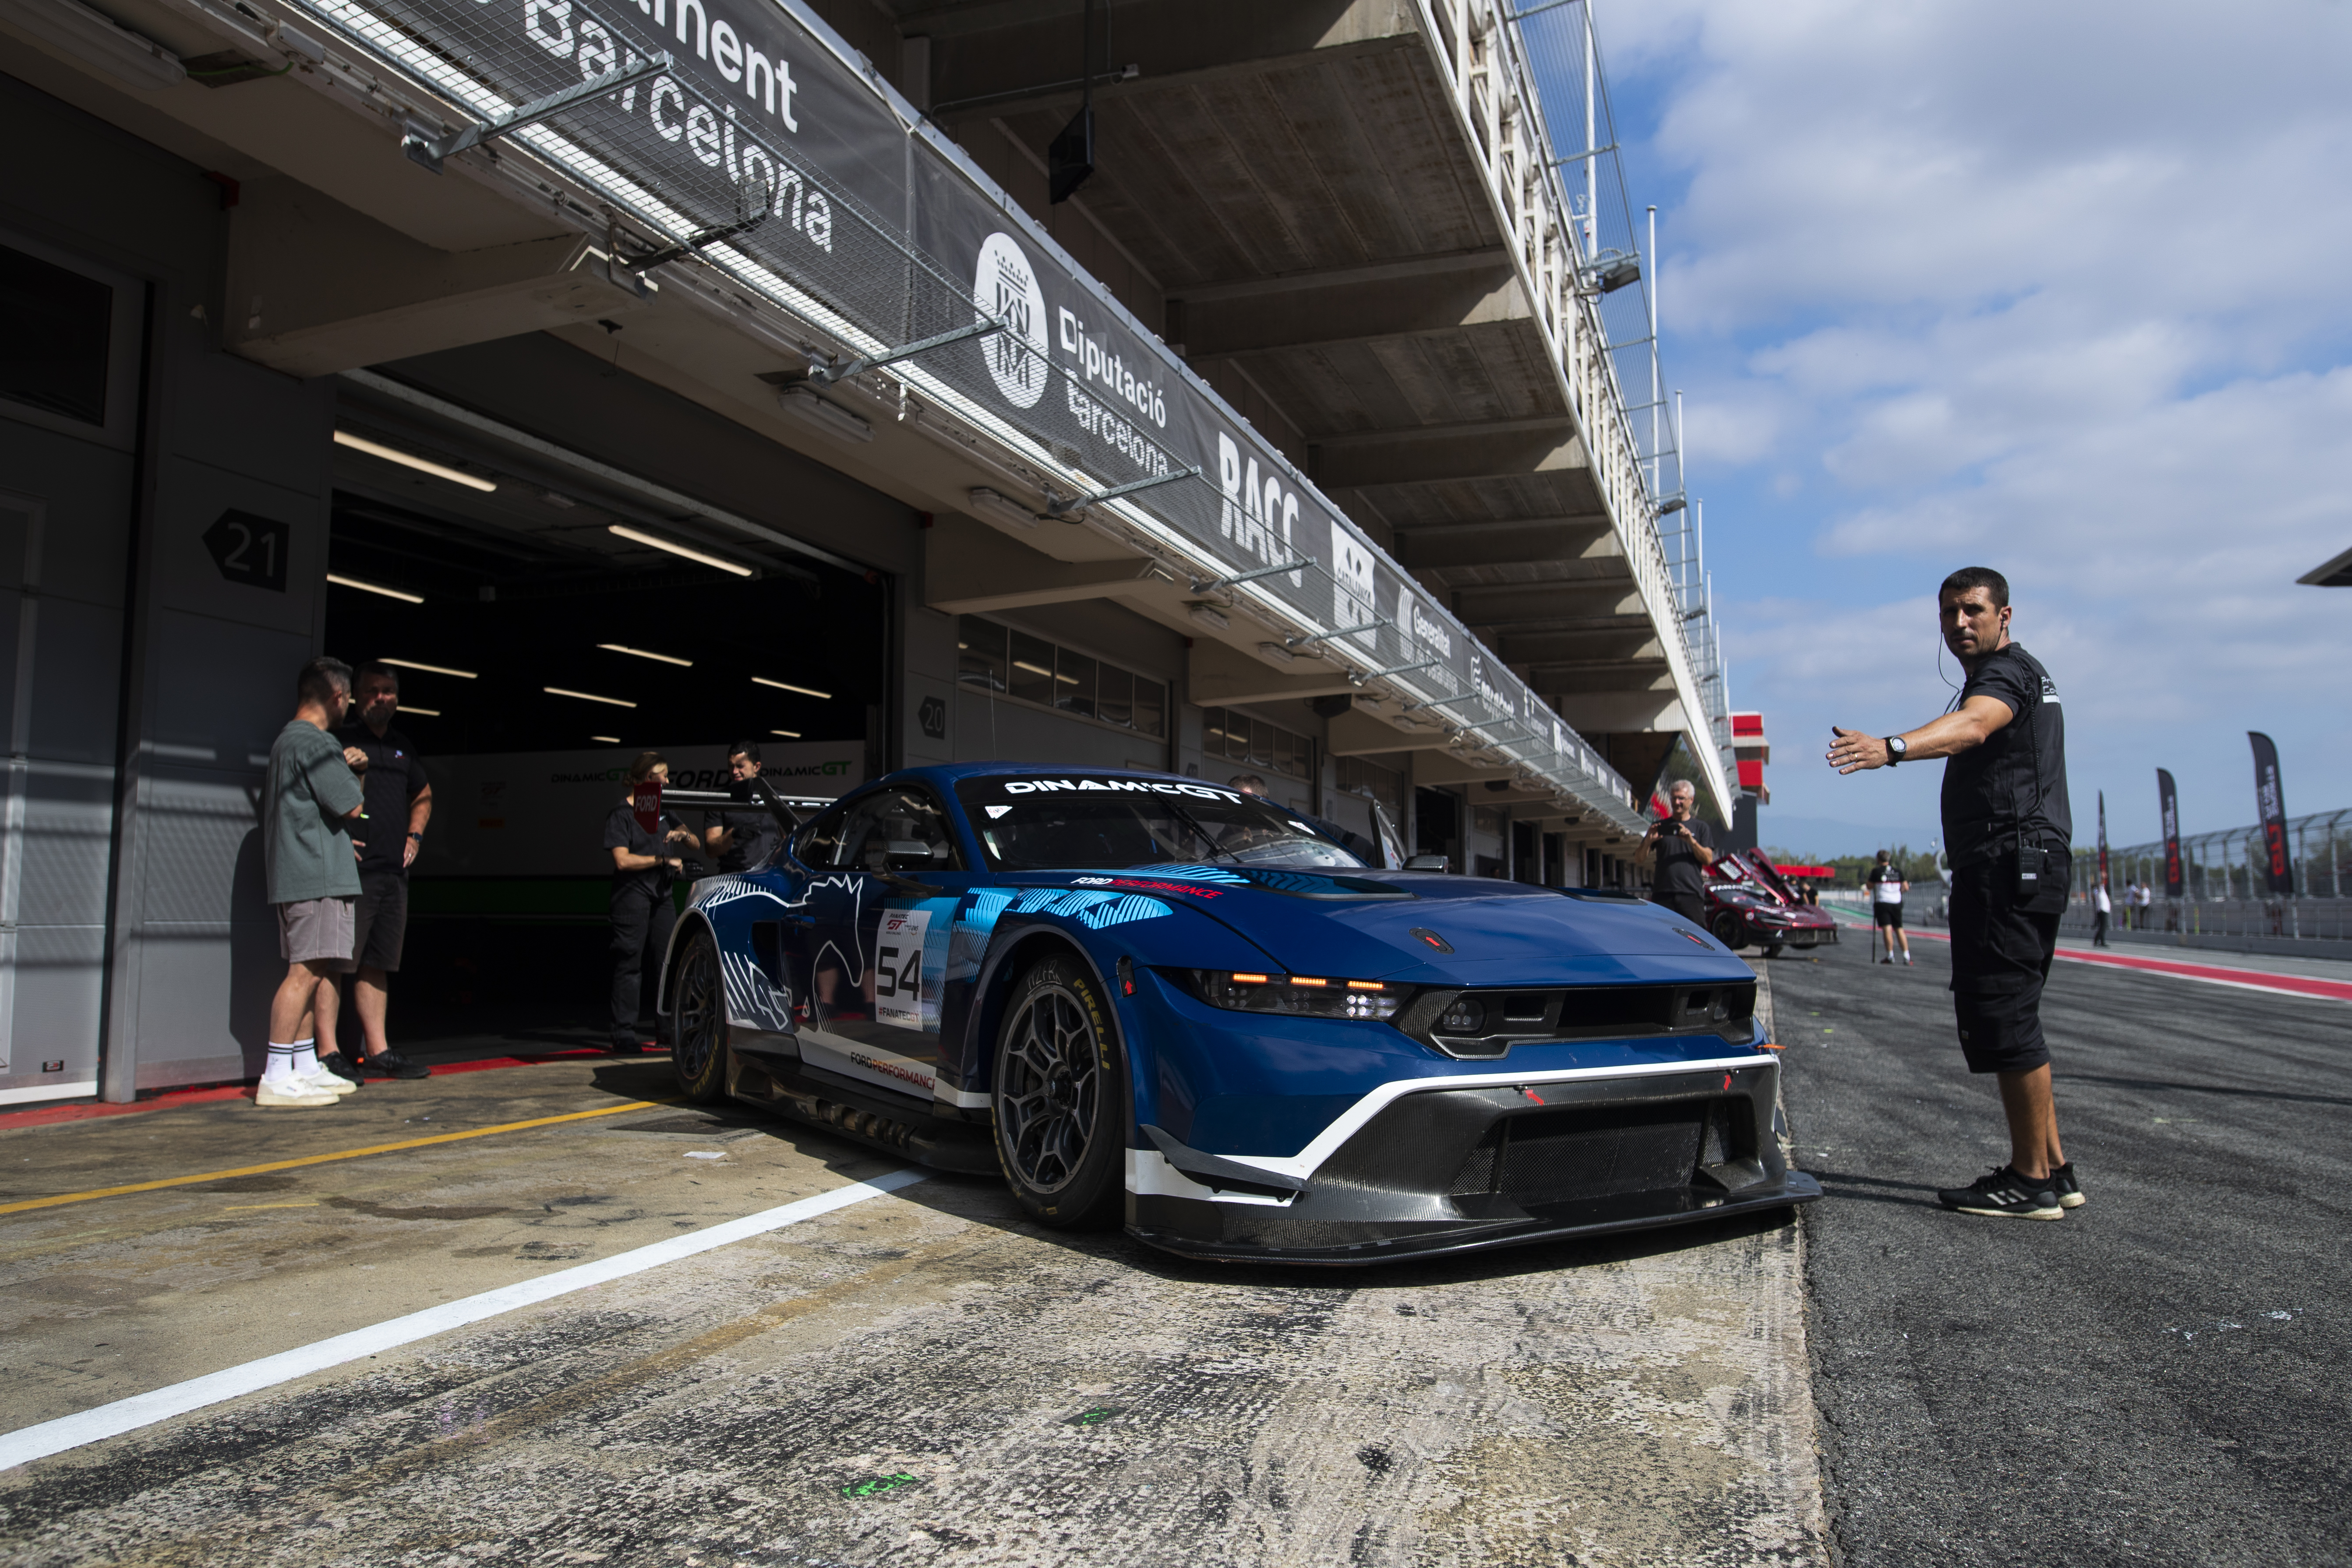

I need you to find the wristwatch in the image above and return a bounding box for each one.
[1886,735,1907,767]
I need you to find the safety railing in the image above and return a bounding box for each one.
[1414,0,1728,815]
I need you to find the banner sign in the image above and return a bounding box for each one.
[291,0,1640,822]
[2096,790,2108,892]
[2157,768,2183,899]
[2249,732,2294,896]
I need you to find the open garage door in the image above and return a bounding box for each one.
[322,381,888,1058]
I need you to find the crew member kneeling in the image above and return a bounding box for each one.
[1829,566,2082,1220]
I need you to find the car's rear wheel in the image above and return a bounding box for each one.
[1711,912,1748,951]
[669,926,729,1104]
[992,954,1124,1228]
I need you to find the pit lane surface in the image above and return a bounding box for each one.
[2,1034,1827,1565]
[1775,937,2350,1567]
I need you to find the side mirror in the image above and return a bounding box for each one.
[1404,854,1450,872]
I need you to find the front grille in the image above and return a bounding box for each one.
[1398,981,1756,1059]
[1449,1103,1708,1207]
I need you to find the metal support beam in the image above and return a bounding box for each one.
[404,53,672,173]
[1285,617,1390,650]
[1042,465,1202,519]
[1189,556,1314,594]
[1347,658,1441,686]
[803,314,1012,385]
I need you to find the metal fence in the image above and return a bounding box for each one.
[2094,809,2352,902]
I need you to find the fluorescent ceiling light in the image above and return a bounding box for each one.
[752,677,833,699]
[333,430,497,492]
[1187,604,1230,632]
[597,643,693,667]
[606,523,753,577]
[545,686,636,708]
[967,486,1038,530]
[1010,660,1052,678]
[777,387,874,444]
[326,573,424,604]
[770,728,802,738]
[379,657,477,679]
[397,706,442,717]
[1257,641,1296,666]
[590,735,621,744]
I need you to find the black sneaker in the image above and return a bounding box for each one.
[1937,1165,2063,1220]
[2048,1162,2086,1210]
[360,1050,431,1080]
[319,1050,365,1084]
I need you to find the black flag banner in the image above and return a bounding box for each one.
[2158,768,2183,898]
[2249,732,2294,896]
[2097,790,2108,892]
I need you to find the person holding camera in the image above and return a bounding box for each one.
[604,751,699,1053]
[1828,566,2078,1221]
[1636,778,1716,927]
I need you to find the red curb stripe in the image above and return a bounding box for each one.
[0,1049,618,1132]
[1832,916,2349,1001]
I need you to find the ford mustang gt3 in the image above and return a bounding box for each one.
[655,764,1819,1263]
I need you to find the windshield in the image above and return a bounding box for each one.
[954,775,1368,872]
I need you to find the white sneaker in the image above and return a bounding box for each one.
[303,1068,360,1096]
[256,1078,339,1108]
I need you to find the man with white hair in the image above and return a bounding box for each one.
[1635,778,1717,928]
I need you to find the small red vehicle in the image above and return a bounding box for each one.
[1704,851,1840,957]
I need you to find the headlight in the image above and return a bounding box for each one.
[1187,971,1409,1021]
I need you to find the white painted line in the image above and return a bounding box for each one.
[0,1168,927,1472]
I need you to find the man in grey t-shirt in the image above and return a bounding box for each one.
[259,657,367,1108]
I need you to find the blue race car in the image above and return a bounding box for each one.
[655,763,1819,1264]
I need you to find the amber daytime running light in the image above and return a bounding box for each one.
[1189,970,1407,1021]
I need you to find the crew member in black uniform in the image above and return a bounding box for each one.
[1829,566,2079,1220]
[604,751,698,1052]
[332,663,433,1080]
[1636,778,1717,928]
[702,739,781,874]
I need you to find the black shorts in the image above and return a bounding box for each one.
[1649,890,1706,928]
[1872,901,1905,928]
[1946,849,2067,1074]
[352,868,409,972]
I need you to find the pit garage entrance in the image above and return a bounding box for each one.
[319,338,898,1058]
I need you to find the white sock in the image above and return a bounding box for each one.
[293,1038,321,1076]
[264,1042,302,1085]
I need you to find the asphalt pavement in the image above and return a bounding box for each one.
[1774,933,2349,1567]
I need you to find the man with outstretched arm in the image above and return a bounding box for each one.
[1827,566,2081,1220]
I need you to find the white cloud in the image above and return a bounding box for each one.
[1593,0,2352,838]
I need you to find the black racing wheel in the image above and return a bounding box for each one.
[668,926,729,1103]
[992,954,1125,1228]
[1711,911,1748,951]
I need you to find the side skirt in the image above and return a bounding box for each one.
[726,1047,997,1175]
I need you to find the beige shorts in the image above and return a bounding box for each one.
[277,896,357,969]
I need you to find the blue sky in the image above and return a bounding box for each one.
[1561,0,2352,856]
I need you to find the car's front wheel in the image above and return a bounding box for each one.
[1711,912,1748,951]
[992,954,1124,1228]
[668,926,729,1103]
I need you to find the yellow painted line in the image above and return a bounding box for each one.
[0,1101,662,1217]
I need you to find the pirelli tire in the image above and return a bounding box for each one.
[668,925,730,1104]
[991,954,1127,1229]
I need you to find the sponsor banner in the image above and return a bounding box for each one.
[418,740,861,878]
[2157,768,2183,899]
[2248,732,2294,896]
[293,0,1634,808]
[2096,790,2108,892]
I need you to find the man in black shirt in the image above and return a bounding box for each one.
[604,751,700,1052]
[1829,566,2078,1221]
[1636,778,1717,927]
[702,739,782,875]
[332,664,434,1080]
